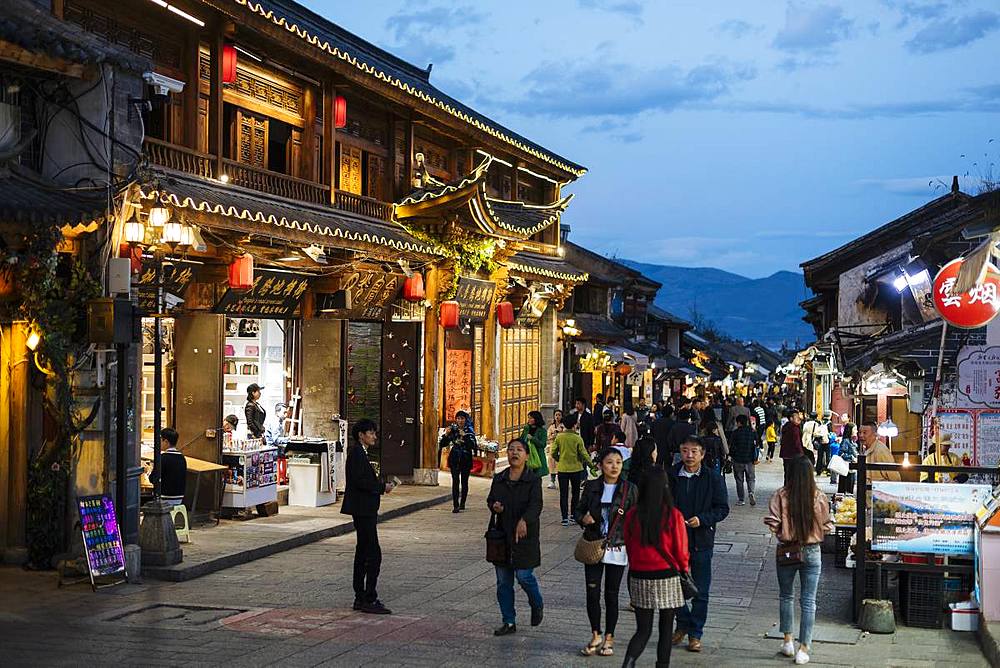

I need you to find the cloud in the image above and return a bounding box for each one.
[773,2,854,52]
[856,175,981,196]
[882,0,949,27]
[581,118,644,143]
[512,59,755,119]
[905,11,1000,53]
[776,55,836,72]
[624,236,759,270]
[578,0,643,21]
[718,19,763,38]
[384,6,486,66]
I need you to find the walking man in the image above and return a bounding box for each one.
[729,414,758,506]
[651,404,676,466]
[342,419,395,614]
[574,397,596,452]
[669,435,730,653]
[780,409,805,484]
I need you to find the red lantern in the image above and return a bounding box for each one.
[334,95,347,129]
[403,273,425,302]
[932,258,1000,329]
[118,242,142,273]
[228,253,254,290]
[440,300,460,329]
[222,44,237,84]
[496,301,515,328]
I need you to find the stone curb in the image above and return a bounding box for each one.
[142,492,453,583]
[979,617,1000,667]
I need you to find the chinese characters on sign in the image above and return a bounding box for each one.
[445,348,473,423]
[956,346,1000,408]
[453,277,496,321]
[214,270,310,318]
[936,410,974,463]
[316,270,401,320]
[932,258,1000,329]
[134,259,195,315]
[77,495,126,579]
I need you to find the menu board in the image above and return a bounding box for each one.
[316,270,401,320]
[445,349,473,423]
[214,270,309,318]
[977,411,1000,467]
[937,410,974,463]
[77,495,126,579]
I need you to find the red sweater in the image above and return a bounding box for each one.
[623,507,689,574]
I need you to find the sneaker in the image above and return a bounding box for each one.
[360,600,392,615]
[548,482,557,489]
[736,500,746,506]
[749,493,756,506]
[561,518,570,526]
[494,623,517,636]
[452,507,460,513]
[687,637,702,652]
[794,648,810,664]
[780,641,795,657]
[352,598,365,611]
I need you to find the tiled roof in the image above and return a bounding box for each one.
[0,165,109,224]
[483,197,571,236]
[563,241,661,290]
[143,171,440,257]
[227,0,585,177]
[571,312,629,343]
[507,251,588,282]
[647,305,691,328]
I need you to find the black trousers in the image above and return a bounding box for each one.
[625,607,676,664]
[815,442,830,473]
[452,468,470,509]
[766,441,777,459]
[585,562,626,635]
[558,471,584,520]
[352,514,381,603]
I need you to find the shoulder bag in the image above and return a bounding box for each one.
[574,481,628,565]
[651,519,699,600]
[485,512,509,565]
[776,540,803,566]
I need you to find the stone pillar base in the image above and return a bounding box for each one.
[410,468,439,486]
[138,500,183,566]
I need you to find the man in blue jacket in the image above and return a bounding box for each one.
[669,435,730,653]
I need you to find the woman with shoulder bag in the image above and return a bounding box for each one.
[575,447,638,657]
[621,467,689,667]
[764,456,833,665]
[520,410,549,481]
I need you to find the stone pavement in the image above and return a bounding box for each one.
[0,462,988,667]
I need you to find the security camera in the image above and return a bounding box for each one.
[143,71,185,96]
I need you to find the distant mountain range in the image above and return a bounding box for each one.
[621,260,814,350]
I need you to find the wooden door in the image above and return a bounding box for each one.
[380,321,420,477]
[366,154,385,200]
[300,319,342,441]
[234,109,268,168]
[339,144,362,194]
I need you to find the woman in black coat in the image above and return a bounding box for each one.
[440,410,476,513]
[487,438,543,636]
[245,383,266,439]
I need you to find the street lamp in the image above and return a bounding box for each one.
[148,205,170,228]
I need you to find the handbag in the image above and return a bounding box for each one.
[485,512,509,565]
[527,441,542,471]
[678,571,699,600]
[776,540,803,566]
[574,481,628,565]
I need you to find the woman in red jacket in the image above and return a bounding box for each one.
[621,466,689,667]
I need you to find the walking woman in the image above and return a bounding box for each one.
[440,410,476,512]
[546,410,565,489]
[576,447,638,657]
[628,436,657,486]
[836,423,858,494]
[620,405,639,449]
[521,410,549,481]
[487,438,544,635]
[764,456,833,665]
[699,419,728,474]
[551,413,592,526]
[621,466,689,667]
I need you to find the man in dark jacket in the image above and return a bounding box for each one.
[487,438,543,636]
[575,397,596,451]
[342,419,394,614]
[728,414,758,506]
[666,409,697,466]
[669,435,730,653]
[652,405,676,466]
[780,408,805,484]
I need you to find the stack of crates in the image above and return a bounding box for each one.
[901,572,944,628]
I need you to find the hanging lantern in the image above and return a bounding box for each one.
[228,253,254,290]
[178,223,195,248]
[148,205,170,227]
[496,301,515,328]
[615,362,632,376]
[161,220,182,246]
[222,43,237,84]
[119,243,142,273]
[403,272,425,302]
[123,217,145,245]
[334,95,347,129]
[440,300,460,329]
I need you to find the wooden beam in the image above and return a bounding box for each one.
[208,32,225,176]
[183,31,201,150]
[7,323,29,559]
[0,40,86,79]
[322,79,336,205]
[301,86,317,182]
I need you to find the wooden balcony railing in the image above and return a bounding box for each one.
[144,137,215,179]
[221,159,328,205]
[334,189,393,221]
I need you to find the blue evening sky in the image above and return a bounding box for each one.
[302,1,1000,278]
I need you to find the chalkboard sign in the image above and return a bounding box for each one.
[77,495,126,582]
[214,270,309,319]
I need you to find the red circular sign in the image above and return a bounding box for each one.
[932,258,1000,328]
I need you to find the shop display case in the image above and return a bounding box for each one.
[222,445,279,509]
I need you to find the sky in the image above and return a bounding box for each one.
[302,0,1000,278]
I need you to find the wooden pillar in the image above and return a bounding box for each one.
[301,86,317,184]
[421,265,444,468]
[404,116,414,189]
[481,301,499,441]
[207,32,224,176]
[0,323,11,554]
[4,323,29,560]
[511,161,521,202]
[183,32,201,150]
[322,80,337,204]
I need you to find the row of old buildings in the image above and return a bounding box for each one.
[0,0,779,565]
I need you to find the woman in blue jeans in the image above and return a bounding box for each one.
[764,456,833,665]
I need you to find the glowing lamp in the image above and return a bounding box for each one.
[403,272,425,302]
[124,218,145,245]
[148,205,170,228]
[228,253,254,290]
[877,419,898,438]
[178,224,195,247]
[615,363,632,376]
[496,301,515,328]
[222,43,237,84]
[902,452,911,467]
[25,328,41,351]
[334,95,347,129]
[440,300,460,329]
[161,220,182,245]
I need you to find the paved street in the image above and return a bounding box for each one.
[0,463,987,667]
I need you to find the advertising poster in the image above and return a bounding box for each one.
[872,482,992,556]
[976,411,1000,467]
[936,410,974,463]
[956,346,1000,408]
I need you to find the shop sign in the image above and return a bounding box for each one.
[956,346,1000,408]
[134,259,195,315]
[78,494,126,580]
[936,410,974,463]
[454,277,495,321]
[872,482,992,556]
[214,270,309,318]
[932,258,1000,329]
[316,270,401,320]
[516,291,547,326]
[977,412,1000,467]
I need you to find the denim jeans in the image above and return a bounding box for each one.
[676,549,713,639]
[495,566,543,625]
[777,543,822,647]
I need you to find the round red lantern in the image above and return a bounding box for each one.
[615,363,632,376]
[496,301,515,328]
[932,258,1000,329]
[440,300,460,329]
[228,253,254,290]
[222,43,237,84]
[403,273,425,302]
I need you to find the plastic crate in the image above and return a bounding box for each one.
[835,526,856,569]
[901,572,944,628]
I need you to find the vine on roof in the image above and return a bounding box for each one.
[398,224,500,298]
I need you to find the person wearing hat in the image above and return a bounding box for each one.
[920,434,966,483]
[245,383,266,439]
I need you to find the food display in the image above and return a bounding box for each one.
[834,495,857,525]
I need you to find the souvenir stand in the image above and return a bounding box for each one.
[221,435,278,515]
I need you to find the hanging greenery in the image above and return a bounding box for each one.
[399,224,500,298]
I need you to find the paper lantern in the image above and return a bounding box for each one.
[933,257,1000,329]
[148,205,170,228]
[403,273,425,302]
[228,253,254,290]
[496,301,515,328]
[334,95,347,129]
[615,363,632,376]
[222,44,237,84]
[440,300,460,329]
[161,220,182,245]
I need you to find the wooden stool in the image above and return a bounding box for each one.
[169,504,191,543]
